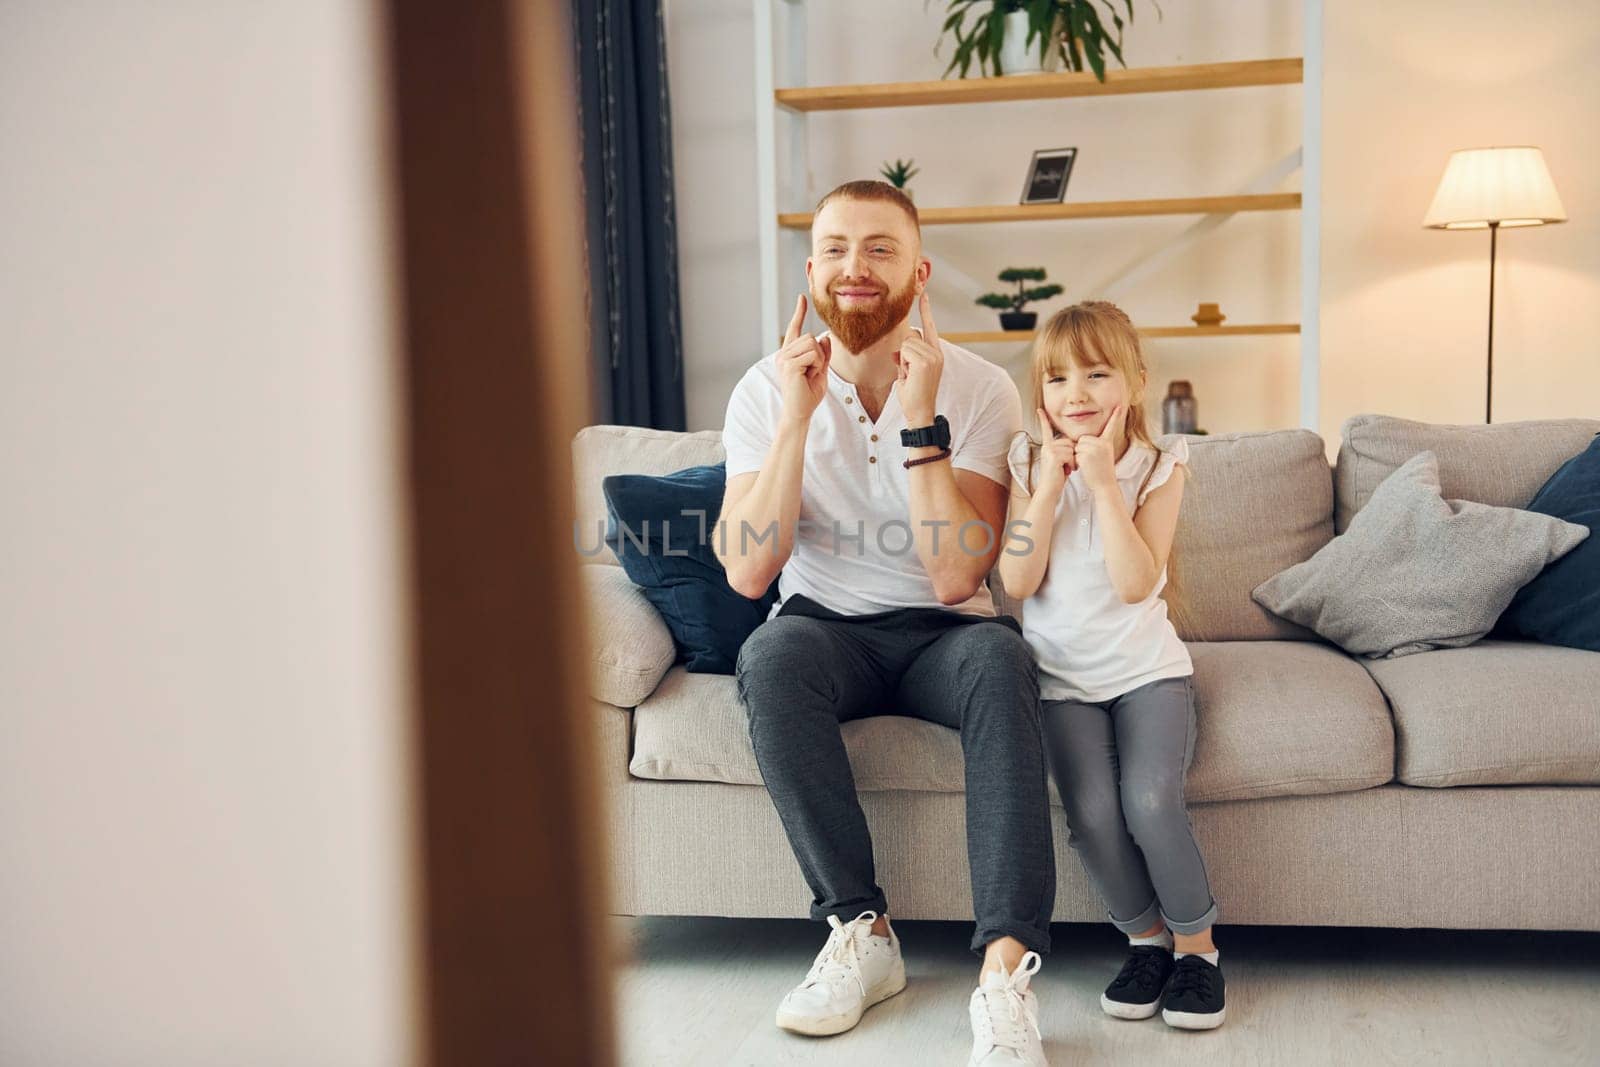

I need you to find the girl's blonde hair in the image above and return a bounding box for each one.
[1011,300,1194,633]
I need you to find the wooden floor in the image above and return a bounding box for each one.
[615,917,1600,1065]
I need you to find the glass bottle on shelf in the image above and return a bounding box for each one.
[1162,380,1197,435]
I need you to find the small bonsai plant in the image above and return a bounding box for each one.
[879,158,920,190]
[935,0,1155,81]
[976,267,1063,330]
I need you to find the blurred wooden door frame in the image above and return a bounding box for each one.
[385,3,612,1064]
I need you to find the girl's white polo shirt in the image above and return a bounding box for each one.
[1008,435,1193,703]
[722,332,1022,619]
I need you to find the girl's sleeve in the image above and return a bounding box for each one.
[1136,436,1191,507]
[1006,432,1036,499]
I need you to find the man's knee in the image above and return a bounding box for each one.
[946,623,1039,710]
[735,615,838,725]
[736,615,819,681]
[953,622,1034,672]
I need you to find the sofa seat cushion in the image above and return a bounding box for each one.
[1183,642,1395,801]
[629,668,967,794]
[629,641,1395,803]
[1363,640,1600,787]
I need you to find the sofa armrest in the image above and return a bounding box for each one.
[582,564,676,707]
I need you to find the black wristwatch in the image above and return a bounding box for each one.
[900,414,951,450]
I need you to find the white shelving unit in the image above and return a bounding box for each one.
[752,0,1324,430]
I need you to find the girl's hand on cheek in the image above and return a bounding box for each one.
[1035,407,1076,496]
[1075,404,1124,494]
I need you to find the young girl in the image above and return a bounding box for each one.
[999,301,1225,1031]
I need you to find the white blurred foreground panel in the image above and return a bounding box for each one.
[0,2,417,1064]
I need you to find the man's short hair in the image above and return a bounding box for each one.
[812,180,921,236]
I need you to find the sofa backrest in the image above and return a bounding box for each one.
[571,424,724,565]
[573,422,1339,643]
[1334,415,1600,532]
[1162,429,1332,642]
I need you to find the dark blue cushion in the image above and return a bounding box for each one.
[1495,433,1600,651]
[601,462,778,674]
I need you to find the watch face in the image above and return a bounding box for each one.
[902,416,949,448]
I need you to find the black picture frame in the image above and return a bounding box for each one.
[1020,147,1078,205]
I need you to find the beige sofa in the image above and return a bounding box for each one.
[574,414,1600,932]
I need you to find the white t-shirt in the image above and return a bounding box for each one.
[1008,435,1193,703]
[722,331,1022,619]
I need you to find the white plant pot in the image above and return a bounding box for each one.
[998,10,1062,76]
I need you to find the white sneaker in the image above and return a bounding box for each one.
[774,910,906,1036]
[968,951,1047,1066]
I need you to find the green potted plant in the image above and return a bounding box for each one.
[935,0,1153,81]
[976,267,1064,330]
[879,158,920,200]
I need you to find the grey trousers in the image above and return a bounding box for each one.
[1042,675,1219,936]
[735,594,1057,955]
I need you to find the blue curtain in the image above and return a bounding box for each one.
[572,0,687,430]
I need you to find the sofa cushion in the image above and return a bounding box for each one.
[629,667,966,793]
[1163,430,1332,642]
[572,425,725,566]
[1182,641,1395,801]
[581,564,676,707]
[1495,433,1600,652]
[603,462,778,674]
[1363,640,1600,787]
[1334,414,1600,534]
[1252,452,1589,659]
[629,641,1394,803]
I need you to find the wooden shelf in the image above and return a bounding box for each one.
[1140,324,1300,339]
[944,325,1301,343]
[779,193,1300,229]
[775,58,1302,112]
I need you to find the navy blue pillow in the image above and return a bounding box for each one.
[602,462,779,674]
[1495,433,1600,651]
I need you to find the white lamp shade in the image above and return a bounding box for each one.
[1423,146,1567,229]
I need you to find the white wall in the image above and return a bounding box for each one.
[0,3,416,1064]
[1319,0,1600,446]
[667,0,1305,435]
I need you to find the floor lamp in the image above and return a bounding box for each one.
[1423,146,1567,424]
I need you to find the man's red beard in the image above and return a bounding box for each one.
[812,275,918,354]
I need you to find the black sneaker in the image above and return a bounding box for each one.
[1100,945,1176,1020]
[1161,954,1226,1030]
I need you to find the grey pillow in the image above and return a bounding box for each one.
[1252,451,1589,658]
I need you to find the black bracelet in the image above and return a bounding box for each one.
[903,448,952,469]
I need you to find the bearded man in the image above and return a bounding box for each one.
[714,180,1057,1067]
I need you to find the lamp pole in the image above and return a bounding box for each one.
[1486,220,1498,424]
